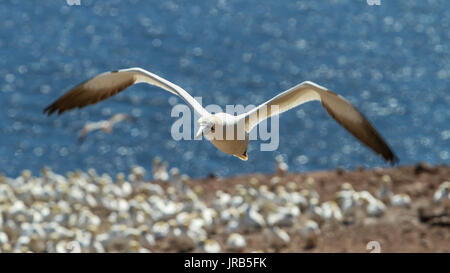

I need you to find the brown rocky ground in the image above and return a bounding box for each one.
[156,163,450,253]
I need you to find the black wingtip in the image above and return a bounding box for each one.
[77,137,85,145]
[43,104,55,116]
[387,153,400,166]
[392,156,400,166]
[43,103,66,116]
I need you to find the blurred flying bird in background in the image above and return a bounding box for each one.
[77,113,136,143]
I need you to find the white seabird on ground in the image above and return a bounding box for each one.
[377,175,393,204]
[201,239,221,253]
[151,157,169,181]
[300,219,321,249]
[433,181,450,211]
[434,181,450,204]
[268,226,290,249]
[226,233,246,252]
[275,155,288,176]
[390,193,411,208]
[243,205,266,231]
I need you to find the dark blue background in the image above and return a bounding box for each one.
[0,0,448,178]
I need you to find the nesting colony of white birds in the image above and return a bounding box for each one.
[0,157,448,253]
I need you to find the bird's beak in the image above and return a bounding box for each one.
[196,125,206,138]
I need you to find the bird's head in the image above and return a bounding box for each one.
[196,116,219,139]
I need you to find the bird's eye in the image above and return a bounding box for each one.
[211,125,215,133]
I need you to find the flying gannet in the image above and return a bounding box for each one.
[44,67,398,163]
[77,113,136,143]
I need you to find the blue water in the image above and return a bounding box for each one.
[0,0,449,178]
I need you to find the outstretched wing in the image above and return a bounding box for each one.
[240,81,398,164]
[108,113,137,126]
[77,122,104,144]
[43,67,209,117]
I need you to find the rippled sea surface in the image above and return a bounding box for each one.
[0,0,449,178]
